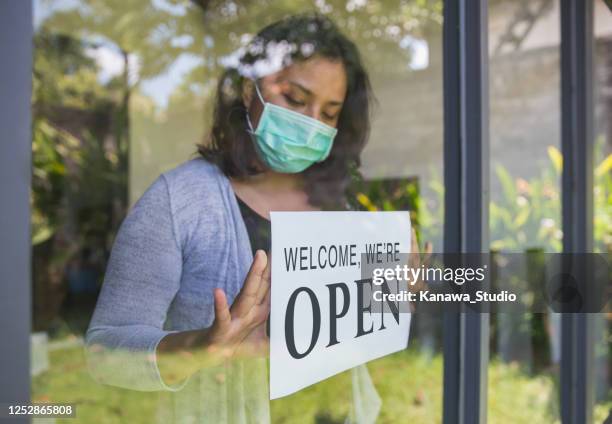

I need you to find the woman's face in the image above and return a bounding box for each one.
[244,56,348,129]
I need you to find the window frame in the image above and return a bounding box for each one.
[441,0,490,423]
[2,1,598,422]
[560,0,596,423]
[0,0,33,419]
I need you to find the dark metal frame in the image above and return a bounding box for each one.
[442,1,490,423]
[0,1,33,421]
[560,0,595,423]
[2,0,598,423]
[442,2,462,422]
[442,0,597,423]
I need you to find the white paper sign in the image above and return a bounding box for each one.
[270,211,412,399]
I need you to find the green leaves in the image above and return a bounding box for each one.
[495,164,517,205]
[547,145,562,175]
[490,140,611,253]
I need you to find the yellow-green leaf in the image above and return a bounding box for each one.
[514,208,530,228]
[356,193,377,211]
[595,153,612,178]
[547,146,563,173]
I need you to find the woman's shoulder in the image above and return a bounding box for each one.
[118,158,232,254]
[162,157,225,187]
[160,157,227,199]
[156,157,232,222]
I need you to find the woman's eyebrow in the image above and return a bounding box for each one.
[288,80,344,106]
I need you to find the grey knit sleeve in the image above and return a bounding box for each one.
[84,175,185,391]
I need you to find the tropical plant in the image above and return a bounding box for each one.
[31,30,128,332]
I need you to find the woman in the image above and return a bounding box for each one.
[86,13,422,423]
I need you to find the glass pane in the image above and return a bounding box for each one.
[268,2,445,421]
[593,1,612,421]
[31,1,444,422]
[487,0,562,421]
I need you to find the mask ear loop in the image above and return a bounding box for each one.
[245,80,266,132]
[253,81,266,105]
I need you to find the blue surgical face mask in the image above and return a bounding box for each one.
[245,82,338,173]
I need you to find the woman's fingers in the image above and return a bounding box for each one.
[248,289,271,328]
[214,251,270,342]
[410,227,421,267]
[255,253,271,305]
[423,241,433,266]
[213,288,231,329]
[410,227,434,264]
[258,289,271,321]
[232,250,267,317]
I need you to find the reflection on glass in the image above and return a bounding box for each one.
[32,0,444,423]
[488,0,563,422]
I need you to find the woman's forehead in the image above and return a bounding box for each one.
[266,58,347,103]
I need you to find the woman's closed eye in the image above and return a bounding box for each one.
[283,94,306,107]
[322,111,338,121]
[283,92,340,123]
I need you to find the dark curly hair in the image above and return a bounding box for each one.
[198,13,374,209]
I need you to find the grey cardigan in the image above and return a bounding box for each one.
[86,158,271,422]
[85,158,380,423]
